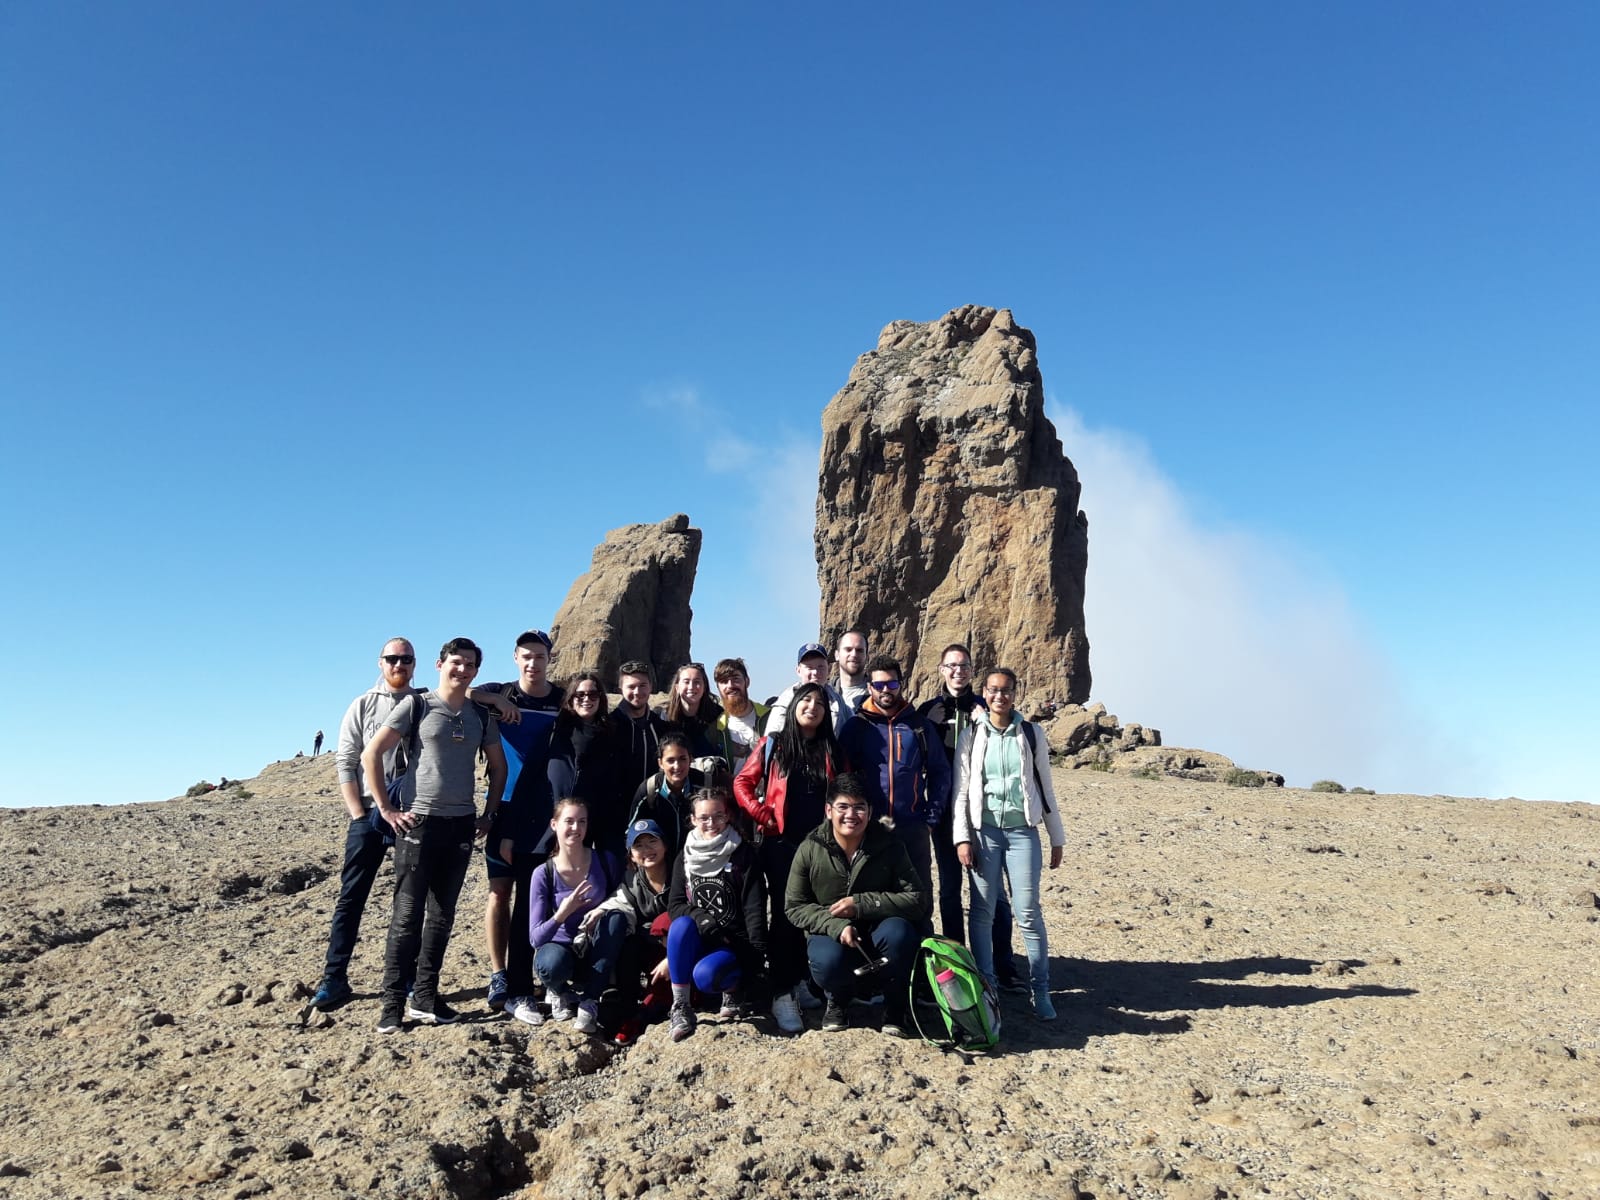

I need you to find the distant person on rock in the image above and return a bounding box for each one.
[833,630,870,713]
[710,657,769,778]
[471,629,565,1016]
[366,637,507,1033]
[313,729,324,756]
[953,667,1064,1022]
[917,643,1024,993]
[838,654,949,929]
[309,638,418,1012]
[765,643,852,736]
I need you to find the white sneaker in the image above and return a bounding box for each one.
[550,991,579,1022]
[573,1000,600,1034]
[792,982,823,1011]
[506,996,545,1026]
[771,991,804,1034]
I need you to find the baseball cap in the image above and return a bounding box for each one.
[796,642,828,664]
[626,819,665,848]
[517,629,553,651]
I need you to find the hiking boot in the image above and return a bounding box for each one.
[821,994,849,1032]
[406,996,461,1025]
[376,1002,404,1034]
[997,971,1031,996]
[881,1004,911,1039]
[771,990,804,1034]
[486,970,509,1011]
[669,1001,697,1042]
[573,1000,600,1035]
[506,996,545,1026]
[792,981,823,1010]
[310,977,353,1011]
[716,989,747,1021]
[1033,988,1057,1022]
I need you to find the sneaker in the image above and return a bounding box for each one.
[1033,988,1057,1022]
[998,974,1031,996]
[770,991,804,1034]
[669,1001,697,1042]
[486,970,509,1011]
[613,1015,644,1045]
[506,996,545,1026]
[573,1000,600,1034]
[310,978,353,1011]
[717,990,746,1021]
[881,1006,911,1039]
[376,1003,404,1034]
[549,992,578,1022]
[821,994,849,1033]
[405,996,461,1025]
[792,981,823,1010]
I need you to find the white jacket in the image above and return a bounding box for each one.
[951,717,1066,849]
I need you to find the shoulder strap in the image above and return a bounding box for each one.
[1020,722,1050,814]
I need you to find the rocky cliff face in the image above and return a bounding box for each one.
[548,514,700,689]
[815,305,1091,704]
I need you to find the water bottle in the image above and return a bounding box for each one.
[934,967,986,1042]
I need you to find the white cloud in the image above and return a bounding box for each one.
[1048,402,1491,796]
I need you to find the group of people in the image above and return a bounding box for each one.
[312,629,1066,1042]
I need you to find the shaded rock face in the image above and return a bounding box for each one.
[815,305,1091,704]
[548,514,701,690]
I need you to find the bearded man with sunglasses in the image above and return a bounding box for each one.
[311,638,422,1011]
[838,654,949,930]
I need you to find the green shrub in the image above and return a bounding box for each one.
[185,781,215,797]
[1223,768,1265,788]
[1087,758,1112,772]
[1310,780,1346,793]
[1131,764,1163,780]
[1349,786,1375,795]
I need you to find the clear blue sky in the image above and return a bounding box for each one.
[3,3,1595,806]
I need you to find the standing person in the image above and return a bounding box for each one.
[917,643,1023,992]
[628,734,705,860]
[310,638,416,1011]
[665,788,768,1042]
[474,629,566,1013]
[547,671,622,855]
[953,668,1066,1022]
[733,682,847,1032]
[365,638,507,1033]
[784,773,926,1037]
[609,660,666,826]
[313,729,325,757]
[765,643,851,736]
[526,798,622,1035]
[833,630,870,713]
[711,657,769,777]
[657,662,723,761]
[839,655,949,928]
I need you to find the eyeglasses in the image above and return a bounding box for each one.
[983,686,1014,697]
[830,803,869,815]
[941,662,970,673]
[383,655,416,666]
[869,679,901,691]
[692,812,728,826]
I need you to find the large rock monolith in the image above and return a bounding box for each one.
[815,305,1091,704]
[549,514,701,689]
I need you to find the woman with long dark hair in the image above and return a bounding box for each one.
[657,662,723,762]
[547,671,622,855]
[733,681,850,1033]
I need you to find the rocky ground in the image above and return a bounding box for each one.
[1,754,1596,1199]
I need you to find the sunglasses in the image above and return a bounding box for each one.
[869,679,901,691]
[383,655,416,666]
[571,690,602,701]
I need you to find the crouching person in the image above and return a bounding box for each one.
[785,773,927,1037]
[525,797,621,1035]
[579,818,674,1045]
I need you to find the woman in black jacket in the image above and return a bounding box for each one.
[547,671,622,854]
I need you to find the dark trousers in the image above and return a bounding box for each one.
[322,813,389,984]
[807,917,919,1012]
[889,819,935,933]
[935,803,1018,979]
[613,927,668,1006]
[505,851,541,996]
[381,814,475,1008]
[760,836,806,991]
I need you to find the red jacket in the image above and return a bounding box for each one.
[733,736,842,837]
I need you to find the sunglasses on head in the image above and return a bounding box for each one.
[383,655,416,666]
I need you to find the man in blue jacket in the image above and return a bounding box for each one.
[838,654,949,931]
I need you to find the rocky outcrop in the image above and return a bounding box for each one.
[814,305,1091,703]
[548,514,700,689]
[1037,703,1283,784]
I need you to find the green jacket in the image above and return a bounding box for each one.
[784,819,927,939]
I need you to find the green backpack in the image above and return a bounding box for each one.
[914,936,1001,1050]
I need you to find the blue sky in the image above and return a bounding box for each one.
[2,3,1595,806]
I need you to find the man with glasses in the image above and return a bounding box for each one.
[838,654,949,929]
[784,773,926,1036]
[833,630,870,713]
[766,643,852,736]
[472,629,566,1013]
[917,644,1024,991]
[310,638,420,1011]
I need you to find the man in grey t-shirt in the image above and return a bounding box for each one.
[366,637,507,1032]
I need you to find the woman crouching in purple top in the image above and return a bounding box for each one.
[527,796,620,1034]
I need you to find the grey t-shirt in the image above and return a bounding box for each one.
[382,692,501,819]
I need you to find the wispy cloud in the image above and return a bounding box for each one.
[1048,402,1489,796]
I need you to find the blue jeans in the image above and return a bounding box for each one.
[936,803,1018,975]
[969,824,1049,992]
[381,814,475,1008]
[806,917,919,1010]
[322,812,389,983]
[534,910,625,1002]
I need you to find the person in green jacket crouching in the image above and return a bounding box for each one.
[783,773,927,1037]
